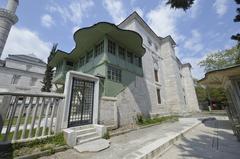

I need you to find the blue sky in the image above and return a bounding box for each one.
[0,0,239,79]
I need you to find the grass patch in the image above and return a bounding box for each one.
[0,127,52,141]
[137,115,179,126]
[4,117,33,127]
[0,133,66,158]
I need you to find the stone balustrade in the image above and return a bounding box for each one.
[0,91,65,143]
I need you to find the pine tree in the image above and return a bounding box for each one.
[41,44,58,92]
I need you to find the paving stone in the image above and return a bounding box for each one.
[74,139,110,153]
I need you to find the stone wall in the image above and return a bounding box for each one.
[0,66,44,92]
[181,65,200,112]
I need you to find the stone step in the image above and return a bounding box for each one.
[75,127,96,136]
[77,132,100,142]
[77,135,101,145]
[71,124,95,131]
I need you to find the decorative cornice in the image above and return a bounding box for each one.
[0,8,18,24]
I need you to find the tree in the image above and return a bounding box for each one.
[41,44,58,92]
[199,46,240,72]
[166,0,240,44]
[166,0,194,11]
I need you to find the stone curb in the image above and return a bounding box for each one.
[123,119,204,159]
[15,145,69,159]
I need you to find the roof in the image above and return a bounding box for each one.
[49,22,145,66]
[6,54,46,66]
[199,64,240,87]
[118,11,176,46]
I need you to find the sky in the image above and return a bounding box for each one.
[0,0,239,79]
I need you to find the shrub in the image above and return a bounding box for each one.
[136,113,144,124]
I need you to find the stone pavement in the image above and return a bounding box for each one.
[39,118,200,159]
[159,116,240,159]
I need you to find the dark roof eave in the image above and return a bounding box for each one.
[198,64,240,85]
[50,22,146,67]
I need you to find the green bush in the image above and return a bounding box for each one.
[137,115,178,126]
[137,113,144,124]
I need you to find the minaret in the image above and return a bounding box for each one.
[0,0,19,58]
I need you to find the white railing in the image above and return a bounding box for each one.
[0,91,65,143]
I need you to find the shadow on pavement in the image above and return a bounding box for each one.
[169,119,240,159]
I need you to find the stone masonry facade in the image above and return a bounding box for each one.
[98,12,200,127]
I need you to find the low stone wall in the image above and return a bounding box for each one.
[98,97,116,126]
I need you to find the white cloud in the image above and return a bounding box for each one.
[103,0,126,24]
[47,0,94,25]
[184,30,203,54]
[213,0,228,17]
[146,1,184,42]
[41,14,54,28]
[2,26,51,62]
[189,0,200,18]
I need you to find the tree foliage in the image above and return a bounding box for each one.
[166,0,194,11]
[41,44,58,92]
[195,84,227,106]
[198,46,240,72]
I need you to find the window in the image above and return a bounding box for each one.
[107,65,121,82]
[154,69,159,82]
[127,52,133,63]
[11,75,21,84]
[86,50,93,63]
[95,41,104,57]
[138,57,142,67]
[134,55,139,66]
[119,46,125,60]
[108,40,116,55]
[134,55,142,67]
[156,88,161,104]
[30,77,37,86]
[79,57,85,67]
[66,61,73,67]
[184,96,187,104]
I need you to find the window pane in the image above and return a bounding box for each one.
[138,57,142,67]
[127,52,133,63]
[119,46,125,59]
[86,50,93,63]
[95,41,104,57]
[79,57,85,67]
[108,40,116,55]
[157,88,161,104]
[154,70,159,82]
[66,61,73,67]
[107,65,121,83]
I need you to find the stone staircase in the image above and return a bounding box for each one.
[63,124,107,147]
[75,125,101,145]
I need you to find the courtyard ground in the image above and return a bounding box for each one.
[39,114,240,159]
[159,116,240,159]
[39,118,200,159]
